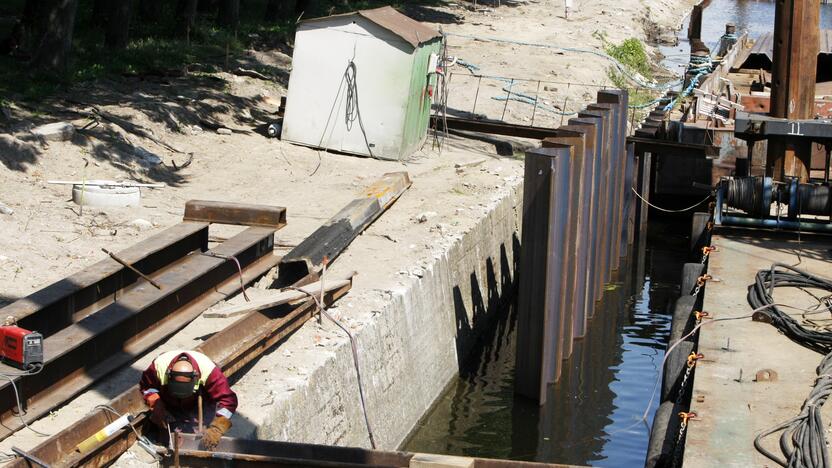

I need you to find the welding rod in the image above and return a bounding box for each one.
[101,248,162,290]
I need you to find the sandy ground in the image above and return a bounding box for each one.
[0,0,694,461]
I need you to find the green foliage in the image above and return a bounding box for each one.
[604,37,651,79]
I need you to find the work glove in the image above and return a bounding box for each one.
[146,394,169,427]
[201,415,231,451]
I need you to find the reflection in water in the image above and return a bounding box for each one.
[659,0,832,73]
[403,222,689,467]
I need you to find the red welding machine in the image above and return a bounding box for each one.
[0,325,43,369]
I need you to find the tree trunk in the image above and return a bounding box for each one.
[176,0,198,38]
[265,0,297,20]
[217,0,239,29]
[104,0,134,49]
[139,0,163,20]
[30,0,79,71]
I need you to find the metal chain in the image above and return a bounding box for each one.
[672,412,697,468]
[691,274,712,296]
[700,246,717,264]
[674,353,704,405]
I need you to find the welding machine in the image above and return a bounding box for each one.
[0,324,43,369]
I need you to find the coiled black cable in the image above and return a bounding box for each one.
[748,263,832,467]
[796,184,832,217]
[726,177,764,217]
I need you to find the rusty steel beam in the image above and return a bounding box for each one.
[184,200,287,229]
[0,226,278,442]
[598,90,630,264]
[167,433,411,467]
[1,222,209,337]
[583,105,615,283]
[278,172,411,285]
[430,115,560,140]
[165,434,570,468]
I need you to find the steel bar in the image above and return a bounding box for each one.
[169,433,410,467]
[0,227,277,442]
[183,200,287,229]
[594,97,624,270]
[1,222,209,337]
[429,115,560,140]
[515,145,572,404]
[101,248,162,290]
[10,447,51,468]
[167,431,568,468]
[278,172,411,285]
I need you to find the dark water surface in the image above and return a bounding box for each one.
[402,222,689,466]
[659,0,832,73]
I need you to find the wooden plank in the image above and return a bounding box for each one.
[184,200,287,229]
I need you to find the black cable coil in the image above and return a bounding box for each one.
[796,183,832,217]
[748,263,832,468]
[726,177,767,217]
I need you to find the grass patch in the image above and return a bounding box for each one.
[591,33,660,110]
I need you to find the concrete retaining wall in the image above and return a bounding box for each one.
[231,181,523,450]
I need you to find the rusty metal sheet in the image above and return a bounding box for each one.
[584,104,616,282]
[184,200,287,229]
[0,227,276,442]
[515,145,572,404]
[1,222,208,337]
[738,95,832,117]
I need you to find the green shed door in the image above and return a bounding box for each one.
[400,39,442,159]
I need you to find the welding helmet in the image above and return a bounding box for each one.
[166,354,199,399]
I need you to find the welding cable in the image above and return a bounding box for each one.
[630,187,713,213]
[0,364,51,437]
[747,263,832,467]
[754,351,832,468]
[285,277,377,449]
[747,263,832,355]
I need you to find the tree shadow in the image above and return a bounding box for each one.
[0,134,39,171]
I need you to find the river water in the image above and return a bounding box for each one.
[659,0,832,73]
[403,2,832,466]
[402,222,688,466]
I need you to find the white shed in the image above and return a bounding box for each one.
[281,6,443,161]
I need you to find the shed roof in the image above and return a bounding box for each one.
[301,6,442,48]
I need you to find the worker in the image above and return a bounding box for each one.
[139,350,237,450]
